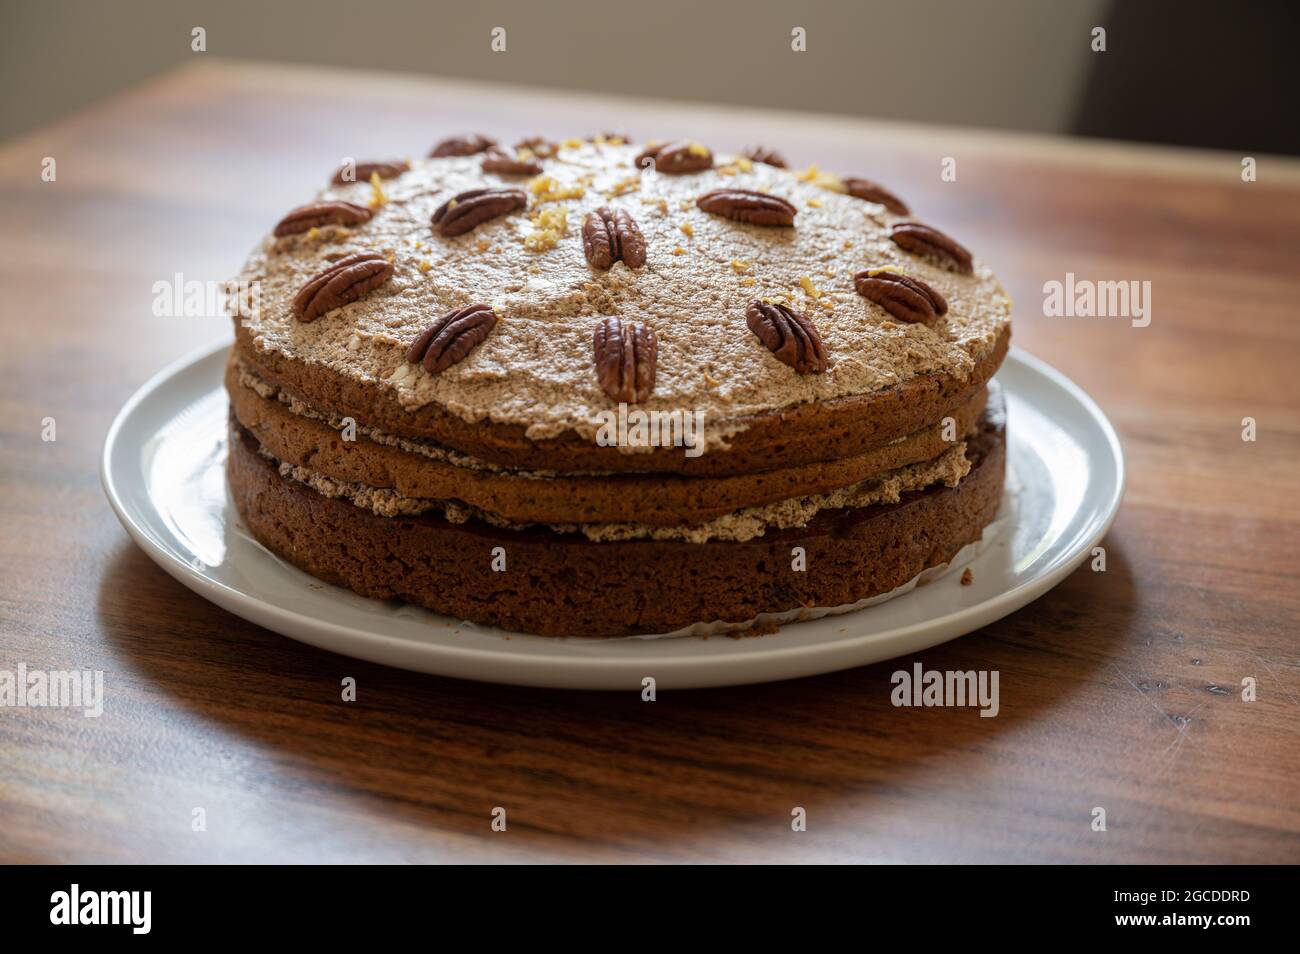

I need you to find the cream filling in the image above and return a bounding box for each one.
[261,440,971,544]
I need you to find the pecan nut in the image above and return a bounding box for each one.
[696,189,797,227]
[582,207,646,270]
[890,222,973,273]
[742,145,788,168]
[406,303,497,373]
[428,133,497,158]
[431,187,527,237]
[844,177,909,215]
[292,252,393,322]
[634,141,713,174]
[481,148,544,177]
[854,268,948,323]
[593,317,657,403]
[331,159,410,185]
[274,201,373,237]
[745,300,827,374]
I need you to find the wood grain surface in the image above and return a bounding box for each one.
[1,61,1298,864]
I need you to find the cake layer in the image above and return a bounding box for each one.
[232,138,1011,476]
[253,423,972,543]
[226,399,1005,637]
[237,323,1007,477]
[228,354,992,527]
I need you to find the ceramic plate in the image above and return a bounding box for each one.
[102,340,1123,689]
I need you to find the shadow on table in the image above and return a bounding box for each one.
[96,535,1138,861]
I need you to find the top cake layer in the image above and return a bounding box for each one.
[233,136,1011,473]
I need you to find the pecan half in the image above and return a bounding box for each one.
[514,136,558,158]
[696,189,797,227]
[431,187,527,237]
[582,207,646,270]
[745,300,827,374]
[273,201,373,237]
[593,317,657,403]
[854,269,948,324]
[634,141,713,174]
[406,303,496,373]
[742,145,788,168]
[292,252,393,322]
[481,148,544,177]
[331,159,410,185]
[844,177,909,215]
[890,222,973,273]
[428,133,497,158]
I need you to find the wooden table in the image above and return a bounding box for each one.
[2,61,1298,864]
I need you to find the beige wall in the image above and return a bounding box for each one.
[1,0,1107,143]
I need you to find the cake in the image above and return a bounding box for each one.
[226,133,1011,637]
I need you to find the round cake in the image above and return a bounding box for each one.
[227,133,1012,636]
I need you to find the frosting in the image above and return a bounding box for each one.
[236,141,1011,452]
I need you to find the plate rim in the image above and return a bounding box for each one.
[102,339,1125,686]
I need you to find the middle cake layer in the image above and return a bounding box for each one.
[228,355,991,529]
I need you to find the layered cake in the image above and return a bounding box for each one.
[226,133,1011,636]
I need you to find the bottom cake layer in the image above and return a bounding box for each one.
[227,403,1006,637]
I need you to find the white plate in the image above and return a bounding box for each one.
[102,340,1124,690]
